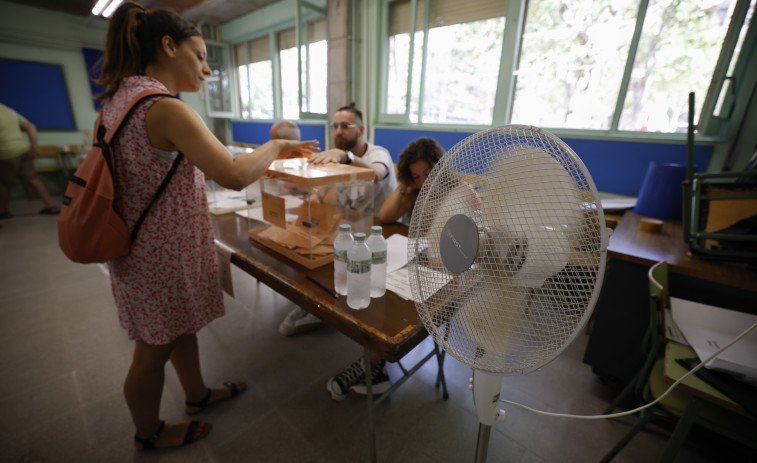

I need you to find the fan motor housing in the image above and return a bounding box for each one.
[440,214,479,274]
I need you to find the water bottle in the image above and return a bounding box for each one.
[366,226,387,298]
[347,232,371,309]
[333,224,353,296]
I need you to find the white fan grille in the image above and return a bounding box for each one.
[408,126,607,375]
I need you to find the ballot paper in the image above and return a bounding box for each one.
[386,266,453,302]
[671,297,757,386]
[386,234,409,274]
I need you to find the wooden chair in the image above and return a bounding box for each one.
[34,145,68,186]
[601,261,757,462]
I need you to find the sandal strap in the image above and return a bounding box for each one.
[185,388,211,408]
[224,381,244,397]
[134,420,165,451]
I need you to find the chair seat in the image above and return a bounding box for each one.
[649,358,757,448]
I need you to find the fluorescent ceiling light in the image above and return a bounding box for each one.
[102,0,124,18]
[91,0,110,16]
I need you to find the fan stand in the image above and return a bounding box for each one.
[473,370,505,463]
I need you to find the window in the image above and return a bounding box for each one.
[511,0,638,130]
[235,36,273,119]
[233,2,327,121]
[618,0,749,132]
[382,0,506,125]
[380,0,756,135]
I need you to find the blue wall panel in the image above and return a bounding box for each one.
[373,127,712,197]
[232,121,327,149]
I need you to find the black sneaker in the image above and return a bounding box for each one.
[350,359,391,396]
[326,357,366,401]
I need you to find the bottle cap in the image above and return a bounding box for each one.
[339,223,351,232]
[370,225,382,234]
[353,232,366,242]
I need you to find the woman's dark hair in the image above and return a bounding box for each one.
[396,137,444,186]
[95,1,201,101]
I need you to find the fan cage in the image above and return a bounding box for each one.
[408,125,607,375]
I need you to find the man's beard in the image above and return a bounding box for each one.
[335,137,357,152]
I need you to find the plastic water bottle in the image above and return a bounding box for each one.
[333,224,353,296]
[347,232,371,309]
[366,226,387,297]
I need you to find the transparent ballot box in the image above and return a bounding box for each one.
[206,145,256,215]
[249,158,375,269]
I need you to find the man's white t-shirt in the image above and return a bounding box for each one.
[336,143,397,214]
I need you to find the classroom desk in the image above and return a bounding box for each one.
[584,210,757,384]
[607,210,756,292]
[212,212,446,463]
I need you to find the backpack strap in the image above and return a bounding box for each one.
[97,89,185,244]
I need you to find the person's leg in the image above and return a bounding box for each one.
[170,333,246,414]
[0,182,10,216]
[126,338,210,449]
[17,154,55,210]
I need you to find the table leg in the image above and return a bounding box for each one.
[365,347,376,463]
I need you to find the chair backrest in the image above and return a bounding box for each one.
[37,145,60,157]
[648,260,670,343]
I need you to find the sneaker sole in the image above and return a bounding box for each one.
[325,377,349,401]
[349,380,392,396]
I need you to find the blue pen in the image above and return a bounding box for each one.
[307,275,337,298]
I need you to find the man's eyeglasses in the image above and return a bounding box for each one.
[329,123,358,131]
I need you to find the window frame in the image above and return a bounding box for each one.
[374,0,757,141]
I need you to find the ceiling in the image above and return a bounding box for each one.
[4,0,282,25]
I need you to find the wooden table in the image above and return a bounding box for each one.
[607,211,756,292]
[212,213,430,362]
[212,212,447,463]
[584,210,757,384]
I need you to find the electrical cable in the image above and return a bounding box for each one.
[498,322,757,420]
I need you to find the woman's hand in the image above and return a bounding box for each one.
[277,139,320,158]
[399,183,419,210]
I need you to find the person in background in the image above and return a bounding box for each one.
[270,120,301,142]
[271,120,324,336]
[96,2,317,451]
[308,103,398,213]
[0,103,59,218]
[378,137,444,224]
[307,104,399,401]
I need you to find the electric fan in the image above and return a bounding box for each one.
[407,125,610,462]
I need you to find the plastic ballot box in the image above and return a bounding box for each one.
[249,158,375,269]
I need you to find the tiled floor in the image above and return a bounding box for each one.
[0,195,751,462]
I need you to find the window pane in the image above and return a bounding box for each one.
[301,40,328,114]
[513,0,638,129]
[619,0,741,132]
[249,61,273,119]
[714,0,755,116]
[421,17,504,124]
[237,65,251,119]
[386,33,412,115]
[280,47,299,120]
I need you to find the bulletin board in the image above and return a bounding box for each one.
[0,58,76,130]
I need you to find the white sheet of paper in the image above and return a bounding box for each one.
[214,239,234,297]
[386,234,409,274]
[600,197,637,211]
[671,297,757,385]
[386,266,453,303]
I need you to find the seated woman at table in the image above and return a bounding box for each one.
[378,137,444,224]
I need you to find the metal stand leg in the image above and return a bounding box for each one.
[365,348,376,463]
[434,345,449,399]
[474,423,492,463]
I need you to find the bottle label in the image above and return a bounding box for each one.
[348,259,371,274]
[335,250,348,263]
[371,250,387,265]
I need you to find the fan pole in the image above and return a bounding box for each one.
[472,370,504,463]
[475,424,492,463]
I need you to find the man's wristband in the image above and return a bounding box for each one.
[343,150,354,164]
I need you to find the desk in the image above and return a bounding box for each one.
[212,213,446,462]
[607,211,756,292]
[584,211,757,383]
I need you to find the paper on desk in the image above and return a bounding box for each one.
[600,197,637,211]
[671,297,757,386]
[386,234,409,274]
[386,266,453,302]
[207,189,251,215]
[235,206,298,223]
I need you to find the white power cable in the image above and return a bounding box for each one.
[499,322,757,420]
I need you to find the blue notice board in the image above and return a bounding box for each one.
[0,59,76,130]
